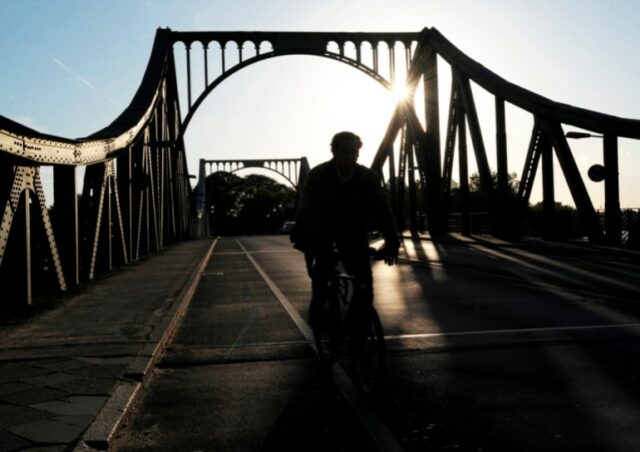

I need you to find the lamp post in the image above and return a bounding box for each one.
[566,131,621,245]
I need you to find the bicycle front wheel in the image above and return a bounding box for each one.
[349,306,386,394]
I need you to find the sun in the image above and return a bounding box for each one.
[390,80,411,102]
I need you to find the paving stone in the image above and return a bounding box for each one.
[0,381,33,396]
[76,356,133,366]
[0,403,51,428]
[21,372,78,387]
[0,427,33,452]
[0,386,70,405]
[28,359,88,372]
[5,417,86,444]
[30,395,107,416]
[72,364,127,379]
[49,376,116,396]
[20,446,67,452]
[52,414,94,427]
[0,363,51,384]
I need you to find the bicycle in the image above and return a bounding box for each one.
[310,254,387,394]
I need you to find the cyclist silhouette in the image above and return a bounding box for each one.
[291,131,399,330]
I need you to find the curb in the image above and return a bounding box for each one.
[73,238,218,451]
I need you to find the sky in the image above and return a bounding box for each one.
[1,0,639,209]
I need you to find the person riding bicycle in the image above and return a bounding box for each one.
[290,131,399,331]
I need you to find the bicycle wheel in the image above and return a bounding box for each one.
[311,283,344,363]
[349,306,386,394]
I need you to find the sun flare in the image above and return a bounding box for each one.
[391,81,411,102]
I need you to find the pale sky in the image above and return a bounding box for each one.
[1,0,639,209]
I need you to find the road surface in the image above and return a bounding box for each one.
[112,235,640,451]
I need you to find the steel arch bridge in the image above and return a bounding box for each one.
[195,157,310,235]
[1,27,639,305]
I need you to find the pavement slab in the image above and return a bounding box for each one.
[0,386,70,406]
[0,239,215,451]
[5,417,87,443]
[48,376,117,395]
[0,403,51,428]
[0,428,32,452]
[31,395,108,416]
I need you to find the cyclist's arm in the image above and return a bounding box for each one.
[367,171,400,265]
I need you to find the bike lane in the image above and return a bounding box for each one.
[112,237,380,451]
[247,235,640,452]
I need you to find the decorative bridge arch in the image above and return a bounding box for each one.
[195,157,310,228]
[199,157,310,189]
[169,31,420,136]
[1,27,639,306]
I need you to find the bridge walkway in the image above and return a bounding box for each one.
[0,239,214,451]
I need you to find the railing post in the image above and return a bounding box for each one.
[457,96,470,236]
[423,45,444,234]
[495,97,509,237]
[23,190,32,304]
[53,165,79,286]
[603,134,621,245]
[541,133,556,240]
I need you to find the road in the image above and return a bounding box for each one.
[112,235,640,451]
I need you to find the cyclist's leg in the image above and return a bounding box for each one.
[338,244,374,336]
[308,248,332,328]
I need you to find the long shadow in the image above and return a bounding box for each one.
[373,233,640,451]
[261,364,377,452]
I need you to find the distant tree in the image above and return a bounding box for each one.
[449,171,519,212]
[206,172,296,236]
[206,172,244,235]
[526,202,585,240]
[236,175,296,235]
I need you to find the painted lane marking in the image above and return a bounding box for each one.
[470,242,640,296]
[385,323,640,340]
[235,238,405,452]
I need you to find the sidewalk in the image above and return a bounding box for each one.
[0,239,215,452]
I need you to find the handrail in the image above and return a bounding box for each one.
[425,27,640,138]
[0,28,173,166]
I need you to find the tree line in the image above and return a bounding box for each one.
[206,170,590,240]
[205,172,296,236]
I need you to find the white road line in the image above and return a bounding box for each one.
[214,249,299,255]
[385,323,640,340]
[470,243,640,296]
[235,238,405,452]
[235,240,314,342]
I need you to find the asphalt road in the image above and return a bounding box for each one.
[112,235,640,452]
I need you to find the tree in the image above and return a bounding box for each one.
[449,171,519,212]
[206,172,296,236]
[526,202,585,240]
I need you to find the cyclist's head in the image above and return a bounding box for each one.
[331,131,362,155]
[331,131,361,173]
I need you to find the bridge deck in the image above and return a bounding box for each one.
[1,236,639,451]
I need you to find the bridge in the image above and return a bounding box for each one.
[196,157,310,223]
[0,27,640,451]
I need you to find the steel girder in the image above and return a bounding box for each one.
[369,28,638,242]
[1,26,639,306]
[0,30,192,305]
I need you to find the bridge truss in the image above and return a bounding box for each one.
[1,27,639,305]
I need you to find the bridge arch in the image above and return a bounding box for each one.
[177,47,396,138]
[228,166,296,189]
[200,158,309,190]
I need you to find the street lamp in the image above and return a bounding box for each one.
[566,130,620,245]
